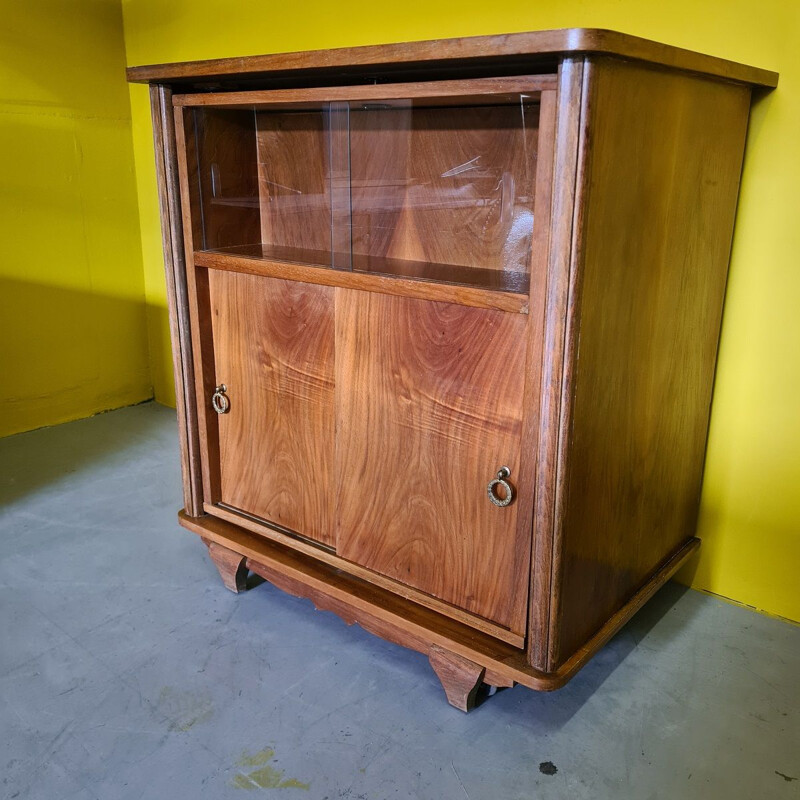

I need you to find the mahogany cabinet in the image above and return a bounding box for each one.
[129,30,777,710]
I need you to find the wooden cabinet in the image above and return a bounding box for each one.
[130,30,777,710]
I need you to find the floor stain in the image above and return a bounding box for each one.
[775,770,797,783]
[539,761,558,776]
[158,687,214,732]
[233,748,310,791]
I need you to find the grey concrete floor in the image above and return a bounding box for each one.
[0,402,798,800]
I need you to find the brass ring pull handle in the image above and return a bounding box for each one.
[487,466,514,507]
[211,384,230,414]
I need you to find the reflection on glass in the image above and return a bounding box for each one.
[191,97,540,293]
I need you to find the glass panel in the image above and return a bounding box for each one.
[349,100,539,294]
[191,96,540,293]
[255,107,337,267]
[193,106,334,268]
[191,108,262,253]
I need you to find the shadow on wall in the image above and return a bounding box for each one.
[0,0,150,438]
[145,302,177,408]
[0,277,152,439]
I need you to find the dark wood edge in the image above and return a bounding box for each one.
[544,58,596,672]
[193,251,530,315]
[149,86,203,517]
[173,108,223,505]
[513,86,557,638]
[205,502,525,647]
[172,74,556,107]
[178,509,699,691]
[527,58,587,669]
[553,538,701,680]
[127,29,777,88]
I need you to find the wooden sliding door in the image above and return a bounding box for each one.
[335,290,532,633]
[208,270,336,547]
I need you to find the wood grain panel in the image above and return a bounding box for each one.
[350,103,539,281]
[335,290,531,632]
[127,29,778,89]
[549,59,752,668]
[209,270,335,546]
[205,501,524,646]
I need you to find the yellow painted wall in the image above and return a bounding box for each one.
[0,0,151,437]
[121,0,800,623]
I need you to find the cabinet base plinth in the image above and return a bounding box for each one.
[181,510,699,707]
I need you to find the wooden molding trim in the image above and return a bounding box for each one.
[173,74,556,107]
[193,251,530,315]
[527,57,587,669]
[180,509,699,692]
[149,86,204,516]
[127,29,777,89]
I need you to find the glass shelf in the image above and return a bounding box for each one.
[187,95,541,295]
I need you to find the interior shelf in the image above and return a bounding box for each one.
[193,249,531,314]
[201,243,530,295]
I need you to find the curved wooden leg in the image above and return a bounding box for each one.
[204,539,248,593]
[429,644,486,712]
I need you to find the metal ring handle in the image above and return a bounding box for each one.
[211,384,230,414]
[487,466,514,507]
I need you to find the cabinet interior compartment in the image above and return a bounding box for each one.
[187,95,541,294]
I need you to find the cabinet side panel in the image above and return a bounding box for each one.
[551,60,751,668]
[149,85,203,516]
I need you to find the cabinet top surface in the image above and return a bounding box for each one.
[126,28,777,89]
